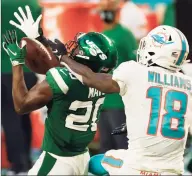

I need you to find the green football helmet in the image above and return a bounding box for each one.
[65,32,118,73]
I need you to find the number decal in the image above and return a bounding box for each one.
[162,90,187,139]
[91,98,104,131]
[146,87,162,135]
[65,98,104,131]
[147,87,187,139]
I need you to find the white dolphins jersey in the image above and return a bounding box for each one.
[182,63,192,78]
[112,61,192,174]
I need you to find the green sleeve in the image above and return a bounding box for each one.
[46,67,73,96]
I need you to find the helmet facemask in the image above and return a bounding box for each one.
[65,32,86,58]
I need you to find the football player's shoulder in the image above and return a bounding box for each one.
[46,67,77,95]
[177,70,192,84]
[113,60,141,85]
[117,60,134,68]
[176,69,191,78]
[182,63,192,78]
[176,71,192,93]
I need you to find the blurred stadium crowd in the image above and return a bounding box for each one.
[1,0,192,175]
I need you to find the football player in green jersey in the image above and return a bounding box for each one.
[2,28,117,175]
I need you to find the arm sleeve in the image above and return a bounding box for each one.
[112,61,136,96]
[46,67,72,97]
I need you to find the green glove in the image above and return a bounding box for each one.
[2,30,26,66]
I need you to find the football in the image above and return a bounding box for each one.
[20,37,60,74]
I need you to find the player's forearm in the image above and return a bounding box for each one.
[61,56,120,93]
[12,65,29,114]
[61,55,93,84]
[90,73,120,93]
[61,56,109,91]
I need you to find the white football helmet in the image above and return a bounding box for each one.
[137,25,189,71]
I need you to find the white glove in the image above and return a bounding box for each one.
[9,5,42,39]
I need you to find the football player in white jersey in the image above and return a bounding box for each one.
[61,25,192,175]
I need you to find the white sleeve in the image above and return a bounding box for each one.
[112,61,136,96]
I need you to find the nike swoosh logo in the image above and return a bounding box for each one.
[8,48,17,56]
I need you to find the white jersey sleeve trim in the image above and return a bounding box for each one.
[49,68,69,94]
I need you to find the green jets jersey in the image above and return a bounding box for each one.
[42,67,105,156]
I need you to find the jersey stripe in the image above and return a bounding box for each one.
[49,68,69,94]
[175,30,187,66]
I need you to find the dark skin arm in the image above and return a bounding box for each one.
[12,65,53,114]
[61,56,120,93]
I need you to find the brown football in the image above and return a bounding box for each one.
[20,37,60,74]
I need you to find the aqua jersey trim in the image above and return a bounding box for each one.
[175,31,187,66]
[102,155,123,168]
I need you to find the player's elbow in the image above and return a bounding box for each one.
[15,108,24,115]
[15,110,25,115]
[14,101,30,115]
[15,106,28,115]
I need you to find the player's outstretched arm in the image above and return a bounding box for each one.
[61,56,120,94]
[2,30,53,114]
[9,6,42,39]
[12,66,52,114]
[9,6,67,61]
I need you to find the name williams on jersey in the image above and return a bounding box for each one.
[148,71,192,91]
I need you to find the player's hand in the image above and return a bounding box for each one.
[2,30,26,66]
[9,6,42,39]
[47,39,67,61]
[111,123,127,135]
